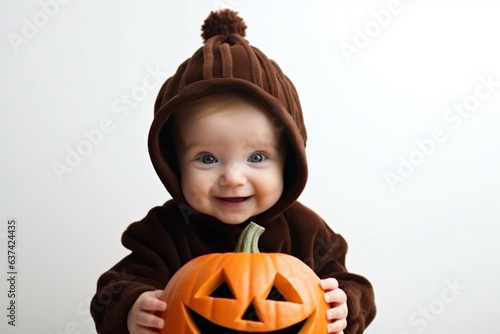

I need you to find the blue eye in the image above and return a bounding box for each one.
[248,153,265,163]
[200,154,217,164]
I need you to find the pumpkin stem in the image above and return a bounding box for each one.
[235,222,265,253]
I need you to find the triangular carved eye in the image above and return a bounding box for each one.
[265,273,303,304]
[266,286,287,302]
[210,282,235,299]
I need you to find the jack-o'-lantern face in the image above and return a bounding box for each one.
[160,223,329,333]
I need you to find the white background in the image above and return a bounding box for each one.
[1,0,499,333]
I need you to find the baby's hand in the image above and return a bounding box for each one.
[320,278,348,334]
[127,290,167,334]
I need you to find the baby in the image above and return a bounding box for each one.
[91,9,376,334]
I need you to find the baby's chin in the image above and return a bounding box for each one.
[214,214,253,225]
[210,210,264,225]
[190,201,271,225]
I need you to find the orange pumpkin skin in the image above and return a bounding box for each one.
[159,223,329,333]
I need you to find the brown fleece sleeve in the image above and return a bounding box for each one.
[91,271,158,334]
[90,203,180,334]
[312,227,376,333]
[284,202,376,334]
[336,272,376,334]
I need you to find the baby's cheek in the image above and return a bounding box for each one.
[186,189,208,211]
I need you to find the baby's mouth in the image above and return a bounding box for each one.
[216,196,252,203]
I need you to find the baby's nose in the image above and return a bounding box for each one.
[219,164,246,187]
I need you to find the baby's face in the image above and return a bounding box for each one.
[175,97,285,224]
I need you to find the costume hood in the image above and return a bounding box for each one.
[148,9,308,221]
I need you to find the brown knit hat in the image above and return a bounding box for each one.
[148,9,308,219]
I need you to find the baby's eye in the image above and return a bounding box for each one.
[248,153,265,163]
[199,154,217,164]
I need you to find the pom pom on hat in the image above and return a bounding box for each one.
[201,9,247,42]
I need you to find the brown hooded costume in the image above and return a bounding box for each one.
[91,10,376,334]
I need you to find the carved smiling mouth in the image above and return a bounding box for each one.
[189,309,307,334]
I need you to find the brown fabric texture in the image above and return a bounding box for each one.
[91,201,376,333]
[91,9,376,333]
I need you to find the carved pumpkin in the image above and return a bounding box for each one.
[159,222,329,333]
